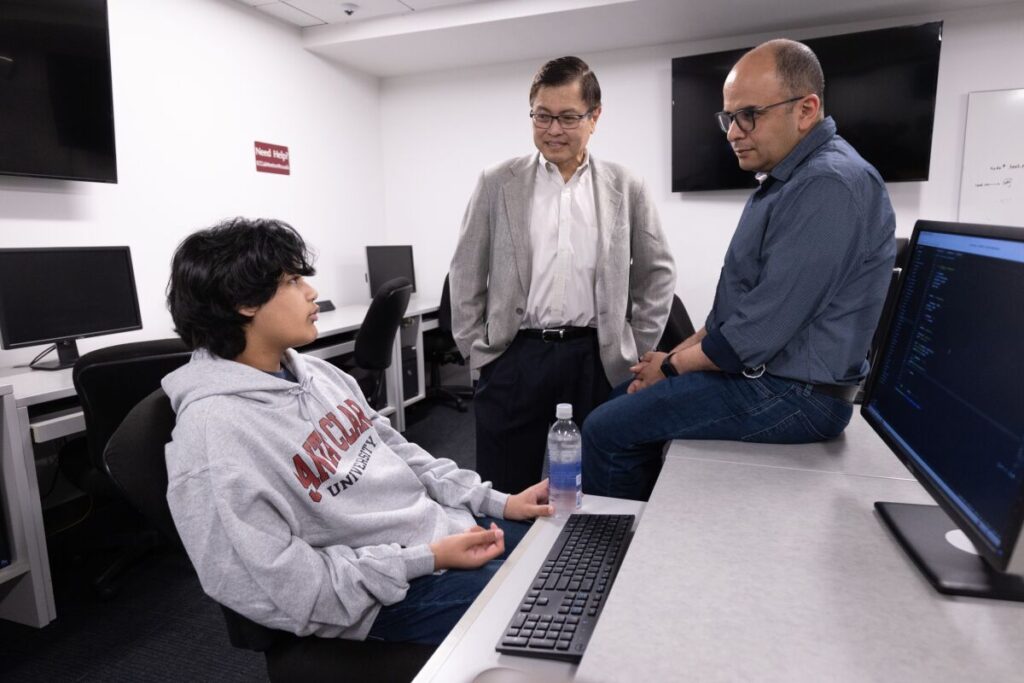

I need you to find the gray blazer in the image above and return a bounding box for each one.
[450,154,676,385]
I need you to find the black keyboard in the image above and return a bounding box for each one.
[495,513,634,663]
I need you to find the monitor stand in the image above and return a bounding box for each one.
[30,339,80,371]
[876,502,1024,602]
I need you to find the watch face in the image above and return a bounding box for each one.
[661,356,678,377]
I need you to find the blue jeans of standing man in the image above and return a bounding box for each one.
[581,372,853,501]
[366,517,530,645]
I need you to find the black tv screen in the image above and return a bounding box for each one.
[672,22,942,192]
[0,0,117,183]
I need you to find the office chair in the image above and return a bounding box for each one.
[856,237,912,404]
[57,337,192,598]
[656,294,697,353]
[342,277,413,409]
[422,274,474,412]
[103,388,436,683]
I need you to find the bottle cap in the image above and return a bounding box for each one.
[556,403,572,420]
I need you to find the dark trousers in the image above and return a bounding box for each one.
[474,331,611,495]
[365,517,530,645]
[582,372,854,501]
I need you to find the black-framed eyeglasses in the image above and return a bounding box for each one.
[530,110,594,130]
[715,96,806,133]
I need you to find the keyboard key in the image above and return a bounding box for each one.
[528,638,557,649]
[502,637,529,647]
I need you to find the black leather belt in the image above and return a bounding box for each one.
[807,382,859,403]
[519,327,597,342]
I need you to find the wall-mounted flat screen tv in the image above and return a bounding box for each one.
[671,22,942,192]
[0,0,117,183]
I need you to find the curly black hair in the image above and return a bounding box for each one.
[167,217,316,359]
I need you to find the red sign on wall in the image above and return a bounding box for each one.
[254,141,290,175]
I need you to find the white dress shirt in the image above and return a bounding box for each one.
[522,153,599,329]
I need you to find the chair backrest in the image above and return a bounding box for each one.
[354,277,412,371]
[869,237,912,364]
[73,338,192,470]
[104,387,283,652]
[102,388,181,544]
[657,294,696,353]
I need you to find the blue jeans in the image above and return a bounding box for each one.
[365,517,530,645]
[581,372,853,501]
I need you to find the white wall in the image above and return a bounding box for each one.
[0,0,383,367]
[379,2,1024,324]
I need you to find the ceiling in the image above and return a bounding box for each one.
[234,0,486,27]
[233,0,1020,77]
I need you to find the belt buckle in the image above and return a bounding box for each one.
[541,328,564,342]
[742,364,766,379]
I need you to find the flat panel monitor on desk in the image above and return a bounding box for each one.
[862,219,1024,601]
[0,247,142,371]
[366,245,416,299]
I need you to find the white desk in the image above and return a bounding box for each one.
[0,294,438,627]
[1,384,53,627]
[421,414,1024,682]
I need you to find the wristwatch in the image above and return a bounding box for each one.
[660,353,679,378]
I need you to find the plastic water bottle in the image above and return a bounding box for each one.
[547,403,582,519]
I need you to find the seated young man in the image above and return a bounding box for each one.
[163,217,552,645]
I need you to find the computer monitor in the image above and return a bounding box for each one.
[366,245,416,298]
[862,219,1024,601]
[0,247,142,371]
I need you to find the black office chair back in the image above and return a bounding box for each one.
[354,277,412,370]
[74,338,191,472]
[438,274,454,335]
[104,388,282,652]
[656,294,696,353]
[869,237,912,364]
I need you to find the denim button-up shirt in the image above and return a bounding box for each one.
[701,117,896,385]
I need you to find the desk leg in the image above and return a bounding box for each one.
[387,334,406,432]
[0,399,55,626]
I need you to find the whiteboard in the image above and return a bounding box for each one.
[958,88,1024,227]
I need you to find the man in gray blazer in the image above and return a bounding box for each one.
[450,56,675,495]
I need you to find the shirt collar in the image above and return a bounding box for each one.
[768,116,836,183]
[537,150,591,182]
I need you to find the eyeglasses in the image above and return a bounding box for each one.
[530,110,593,130]
[715,96,806,133]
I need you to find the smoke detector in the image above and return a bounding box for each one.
[340,2,359,16]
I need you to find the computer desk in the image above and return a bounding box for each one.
[416,414,1024,682]
[0,295,438,627]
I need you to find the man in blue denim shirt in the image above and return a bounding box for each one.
[582,39,896,500]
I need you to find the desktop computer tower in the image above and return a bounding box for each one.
[402,346,419,400]
[0,492,11,569]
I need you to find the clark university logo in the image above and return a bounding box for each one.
[291,398,374,502]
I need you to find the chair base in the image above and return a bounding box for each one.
[427,385,474,412]
[265,634,436,683]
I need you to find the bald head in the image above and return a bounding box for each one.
[740,39,824,103]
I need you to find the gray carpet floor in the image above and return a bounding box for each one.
[0,398,475,682]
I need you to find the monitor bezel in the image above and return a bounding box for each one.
[0,246,142,350]
[861,219,1024,575]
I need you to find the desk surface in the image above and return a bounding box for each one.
[577,422,1024,682]
[420,414,1024,682]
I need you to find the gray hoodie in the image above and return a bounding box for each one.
[163,348,508,639]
